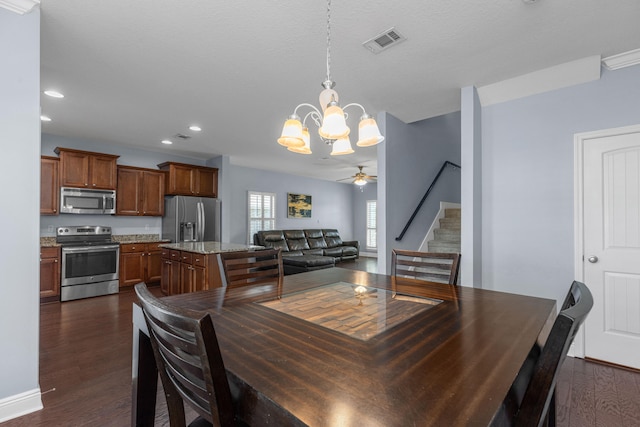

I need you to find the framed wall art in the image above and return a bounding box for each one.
[287,193,312,218]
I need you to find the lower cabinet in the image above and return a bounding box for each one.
[120,243,162,287]
[161,249,220,295]
[40,246,60,302]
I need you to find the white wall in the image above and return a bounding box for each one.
[0,7,42,420]
[480,64,640,305]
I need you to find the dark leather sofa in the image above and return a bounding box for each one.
[254,229,359,275]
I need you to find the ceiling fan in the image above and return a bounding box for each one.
[337,166,377,186]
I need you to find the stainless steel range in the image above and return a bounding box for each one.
[57,225,120,301]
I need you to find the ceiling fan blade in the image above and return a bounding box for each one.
[337,177,355,182]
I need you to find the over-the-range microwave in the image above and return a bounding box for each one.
[60,187,116,214]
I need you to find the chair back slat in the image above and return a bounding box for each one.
[503,281,593,427]
[220,248,284,289]
[135,283,236,427]
[391,249,461,285]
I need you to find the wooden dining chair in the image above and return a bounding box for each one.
[391,249,461,285]
[498,281,593,427]
[134,283,238,427]
[219,248,283,289]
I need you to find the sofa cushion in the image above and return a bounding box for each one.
[305,229,328,249]
[324,247,343,257]
[283,254,335,268]
[342,246,358,257]
[287,238,310,251]
[284,230,305,239]
[303,248,325,256]
[260,230,289,252]
[323,229,343,248]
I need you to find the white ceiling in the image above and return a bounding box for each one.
[39,0,640,182]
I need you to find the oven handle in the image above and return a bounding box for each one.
[62,245,120,253]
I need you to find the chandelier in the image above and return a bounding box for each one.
[277,0,385,155]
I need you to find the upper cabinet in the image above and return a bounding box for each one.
[55,147,119,190]
[116,166,165,216]
[40,156,59,215]
[158,162,218,198]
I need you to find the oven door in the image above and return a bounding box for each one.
[61,245,120,286]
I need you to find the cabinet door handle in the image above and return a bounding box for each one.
[54,259,58,263]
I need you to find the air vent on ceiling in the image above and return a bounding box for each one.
[362,27,406,54]
[173,133,191,140]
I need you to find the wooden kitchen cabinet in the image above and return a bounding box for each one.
[119,243,162,287]
[116,166,165,216]
[55,147,119,190]
[160,248,219,295]
[157,162,218,198]
[41,156,59,215]
[161,249,181,295]
[40,246,60,303]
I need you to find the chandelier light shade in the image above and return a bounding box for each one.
[277,0,384,155]
[357,115,385,147]
[287,127,312,154]
[277,115,305,148]
[318,104,350,140]
[330,137,354,156]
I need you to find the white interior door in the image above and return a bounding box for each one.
[582,127,640,369]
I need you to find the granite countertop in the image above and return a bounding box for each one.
[40,234,169,247]
[159,241,264,255]
[40,237,58,247]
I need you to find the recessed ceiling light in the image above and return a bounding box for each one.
[44,90,64,98]
[40,115,52,122]
[161,140,173,145]
[189,125,202,132]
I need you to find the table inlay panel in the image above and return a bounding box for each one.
[259,281,442,340]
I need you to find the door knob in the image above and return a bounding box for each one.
[587,256,598,263]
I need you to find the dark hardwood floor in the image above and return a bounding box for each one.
[4,257,639,426]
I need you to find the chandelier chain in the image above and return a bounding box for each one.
[326,0,332,83]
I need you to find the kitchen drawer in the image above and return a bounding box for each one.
[192,253,207,267]
[165,249,181,260]
[147,242,162,252]
[180,251,193,264]
[120,243,146,253]
[40,246,60,259]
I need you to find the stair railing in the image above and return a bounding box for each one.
[395,160,461,241]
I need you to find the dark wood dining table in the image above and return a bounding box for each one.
[131,267,556,427]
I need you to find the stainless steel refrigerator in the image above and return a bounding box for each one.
[162,196,221,242]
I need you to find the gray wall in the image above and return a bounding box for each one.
[0,7,41,412]
[226,164,355,244]
[480,63,640,304]
[381,111,462,272]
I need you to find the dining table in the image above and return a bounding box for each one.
[131,267,556,426]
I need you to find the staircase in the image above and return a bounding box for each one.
[427,208,461,254]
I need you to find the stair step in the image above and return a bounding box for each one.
[434,228,460,242]
[439,218,461,230]
[444,208,461,219]
[427,241,461,253]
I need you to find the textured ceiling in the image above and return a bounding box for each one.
[39,0,640,181]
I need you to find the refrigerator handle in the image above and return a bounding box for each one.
[197,202,205,241]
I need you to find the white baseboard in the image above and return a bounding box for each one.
[0,388,43,423]
[359,251,377,258]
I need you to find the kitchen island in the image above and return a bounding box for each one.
[158,241,264,294]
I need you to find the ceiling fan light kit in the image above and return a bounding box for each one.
[277,0,384,155]
[338,165,377,187]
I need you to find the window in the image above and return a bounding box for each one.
[248,191,276,244]
[366,200,377,249]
